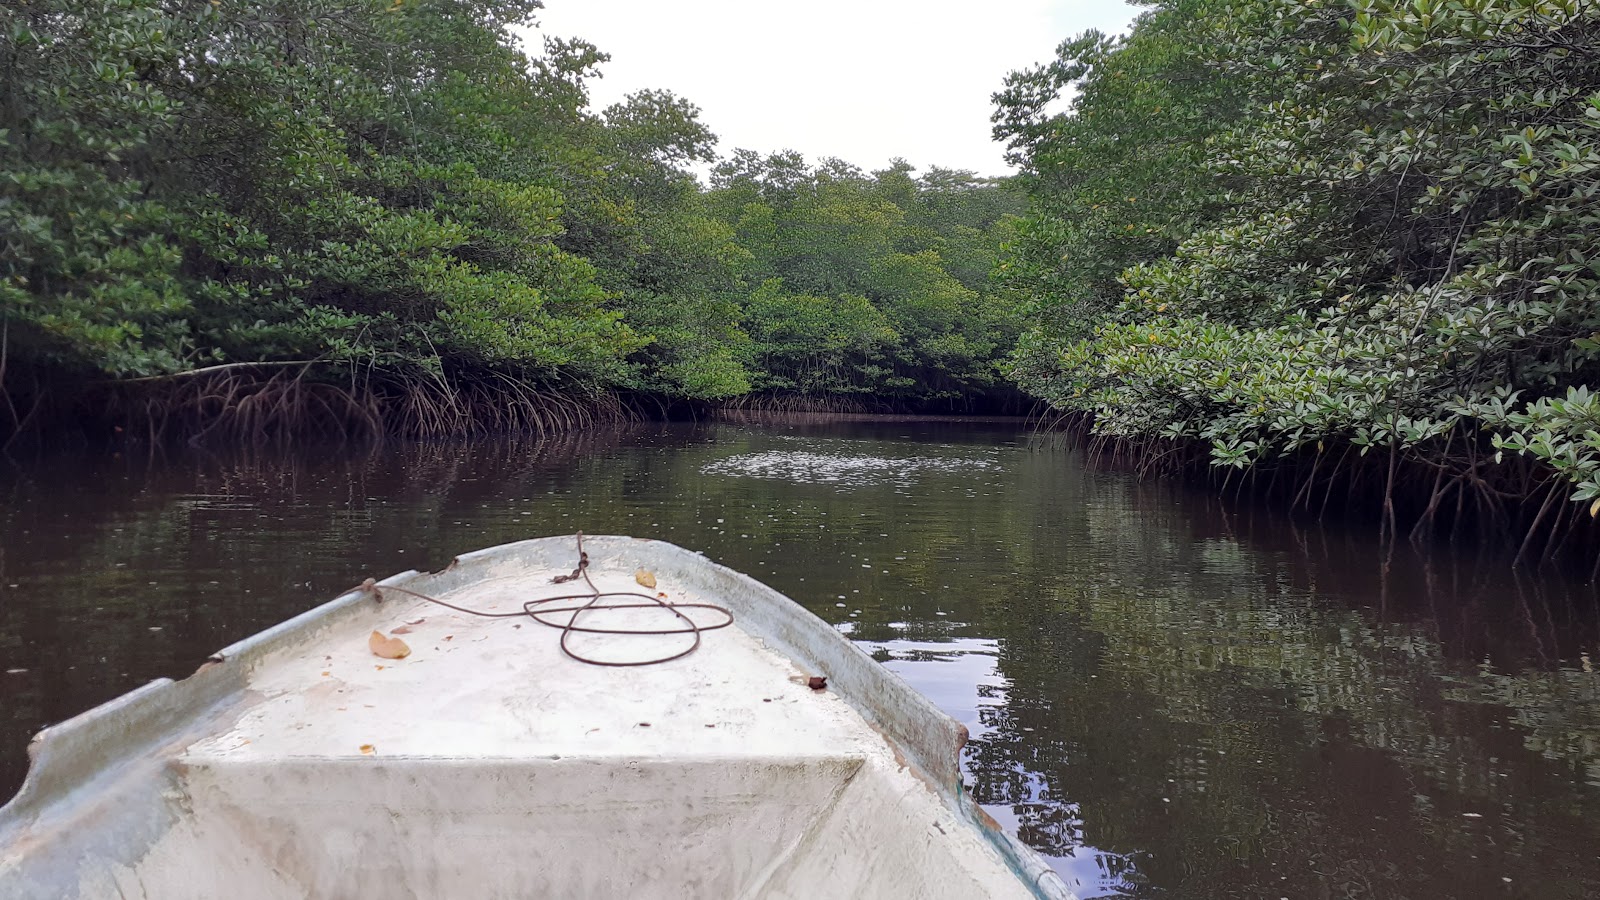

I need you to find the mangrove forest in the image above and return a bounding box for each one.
[5,0,1600,559]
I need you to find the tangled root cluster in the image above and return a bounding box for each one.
[90,365,627,446]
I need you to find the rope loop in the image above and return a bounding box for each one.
[361,533,734,666]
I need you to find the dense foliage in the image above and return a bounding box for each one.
[708,153,1022,404]
[0,0,1021,442]
[999,0,1600,548]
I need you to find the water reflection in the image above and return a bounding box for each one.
[865,636,1139,897]
[2,420,1599,897]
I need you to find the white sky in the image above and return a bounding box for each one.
[522,0,1142,178]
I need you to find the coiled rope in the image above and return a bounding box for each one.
[359,533,733,666]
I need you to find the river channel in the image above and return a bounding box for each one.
[2,418,1599,898]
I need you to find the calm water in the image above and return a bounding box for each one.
[3,419,1600,898]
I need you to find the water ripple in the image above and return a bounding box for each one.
[700,449,998,487]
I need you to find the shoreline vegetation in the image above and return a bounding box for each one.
[996,0,1600,566]
[5,0,1600,564]
[2,0,1027,449]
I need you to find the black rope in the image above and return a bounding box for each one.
[361,533,734,666]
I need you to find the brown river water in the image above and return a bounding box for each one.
[2,418,1599,898]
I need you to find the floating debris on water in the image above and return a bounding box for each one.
[699,449,998,488]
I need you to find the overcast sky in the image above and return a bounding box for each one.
[522,0,1141,178]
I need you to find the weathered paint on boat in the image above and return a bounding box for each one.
[0,536,1074,898]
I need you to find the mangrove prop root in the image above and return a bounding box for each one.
[1061,424,1600,569]
[54,367,633,446]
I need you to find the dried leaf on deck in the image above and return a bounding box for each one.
[359,744,375,755]
[635,569,657,589]
[369,630,411,659]
[391,625,414,634]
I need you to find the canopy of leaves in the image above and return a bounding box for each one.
[2,0,647,389]
[999,0,1600,519]
[0,0,1026,432]
[709,154,1025,404]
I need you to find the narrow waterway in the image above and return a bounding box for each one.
[2,419,1599,898]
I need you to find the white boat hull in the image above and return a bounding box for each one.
[0,536,1072,898]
